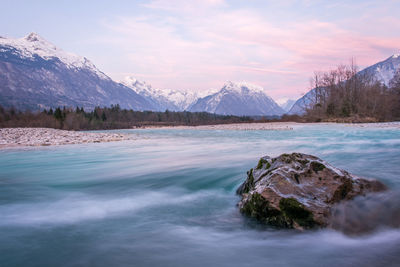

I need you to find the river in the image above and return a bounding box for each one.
[0,124,399,266]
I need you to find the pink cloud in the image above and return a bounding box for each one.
[98,5,399,101]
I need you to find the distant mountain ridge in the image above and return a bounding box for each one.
[0,33,283,116]
[0,33,154,110]
[1,33,397,117]
[288,54,400,115]
[189,81,285,116]
[122,76,205,111]
[279,99,296,112]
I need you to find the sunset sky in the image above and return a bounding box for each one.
[1,0,399,102]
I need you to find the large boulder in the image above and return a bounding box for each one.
[237,153,387,230]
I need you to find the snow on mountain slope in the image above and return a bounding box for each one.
[0,33,108,79]
[0,33,153,110]
[122,77,180,111]
[287,89,318,115]
[189,81,284,116]
[122,76,206,111]
[288,53,400,115]
[358,54,400,86]
[279,99,296,112]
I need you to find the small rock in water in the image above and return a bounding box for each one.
[237,153,387,230]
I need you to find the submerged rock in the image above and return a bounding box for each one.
[237,153,387,230]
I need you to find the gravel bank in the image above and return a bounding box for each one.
[0,128,134,148]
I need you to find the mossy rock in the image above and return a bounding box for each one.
[279,198,317,228]
[330,179,353,203]
[240,193,289,228]
[310,161,326,172]
[298,159,309,166]
[237,152,387,231]
[241,194,317,229]
[256,158,271,170]
[281,153,293,163]
[236,168,254,194]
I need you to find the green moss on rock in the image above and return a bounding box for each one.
[240,193,289,228]
[330,179,353,203]
[279,198,317,228]
[256,158,271,170]
[236,168,255,194]
[281,153,293,163]
[240,194,317,229]
[294,173,300,184]
[311,161,326,173]
[298,159,309,165]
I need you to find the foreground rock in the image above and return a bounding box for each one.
[237,153,386,230]
[0,128,135,148]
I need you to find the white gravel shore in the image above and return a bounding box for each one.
[142,122,296,131]
[0,128,134,148]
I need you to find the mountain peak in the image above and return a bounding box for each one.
[392,53,399,59]
[123,76,150,89]
[122,76,201,111]
[0,33,109,80]
[223,81,264,94]
[23,32,57,50]
[190,81,284,116]
[25,32,44,42]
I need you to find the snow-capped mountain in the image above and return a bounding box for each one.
[122,77,179,111]
[358,53,400,86]
[288,53,400,115]
[0,33,154,110]
[122,76,201,111]
[279,99,296,112]
[189,81,285,116]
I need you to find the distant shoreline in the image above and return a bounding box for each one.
[138,121,400,130]
[138,122,296,130]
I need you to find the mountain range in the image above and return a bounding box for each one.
[0,33,154,111]
[0,33,398,117]
[0,33,283,116]
[121,76,213,112]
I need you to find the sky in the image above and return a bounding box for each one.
[1,0,399,102]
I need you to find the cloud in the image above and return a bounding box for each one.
[142,0,227,13]
[98,1,400,99]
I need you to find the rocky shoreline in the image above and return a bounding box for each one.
[0,128,134,148]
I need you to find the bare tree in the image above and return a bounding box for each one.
[305,59,399,122]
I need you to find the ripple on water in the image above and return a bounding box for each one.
[0,124,399,267]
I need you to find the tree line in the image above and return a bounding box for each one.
[0,104,254,130]
[303,60,400,122]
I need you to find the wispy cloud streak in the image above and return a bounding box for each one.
[98,0,400,99]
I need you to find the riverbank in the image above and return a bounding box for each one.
[140,122,296,130]
[1,122,399,148]
[139,121,400,130]
[0,128,134,148]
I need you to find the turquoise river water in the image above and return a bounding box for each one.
[0,124,399,266]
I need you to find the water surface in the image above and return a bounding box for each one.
[0,124,399,266]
